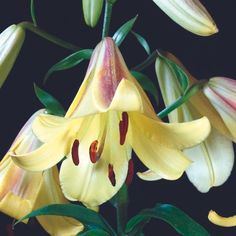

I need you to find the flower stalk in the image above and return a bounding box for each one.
[18,21,80,51]
[102,0,115,38]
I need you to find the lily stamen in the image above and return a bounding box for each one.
[119,112,129,145]
[89,140,99,163]
[72,139,80,166]
[108,164,116,187]
[125,159,134,185]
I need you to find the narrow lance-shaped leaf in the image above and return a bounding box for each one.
[44,49,93,83]
[159,53,189,93]
[34,84,65,116]
[15,204,116,236]
[125,204,210,236]
[113,15,138,47]
[158,81,206,119]
[30,0,37,26]
[132,31,151,55]
[131,70,159,105]
[78,228,110,236]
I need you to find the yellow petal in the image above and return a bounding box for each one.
[128,113,191,180]
[35,167,84,236]
[11,131,71,171]
[0,24,25,88]
[60,112,130,207]
[0,154,42,221]
[137,169,162,181]
[208,210,236,227]
[185,128,234,192]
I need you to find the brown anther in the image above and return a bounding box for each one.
[71,139,80,166]
[89,140,99,163]
[119,112,129,145]
[108,164,116,187]
[125,159,134,185]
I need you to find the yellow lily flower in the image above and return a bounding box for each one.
[12,38,210,208]
[208,210,236,227]
[0,110,83,236]
[152,0,218,36]
[0,24,25,88]
[155,52,234,193]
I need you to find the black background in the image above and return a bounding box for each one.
[0,0,236,235]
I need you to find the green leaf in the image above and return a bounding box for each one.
[15,204,116,236]
[34,84,65,116]
[30,0,37,26]
[159,54,189,93]
[132,31,150,55]
[44,49,93,83]
[78,228,110,236]
[131,70,159,105]
[126,204,210,236]
[158,81,206,119]
[113,16,138,47]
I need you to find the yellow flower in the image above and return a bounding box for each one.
[208,210,236,227]
[12,38,210,208]
[0,110,83,236]
[155,52,234,193]
[152,0,218,36]
[0,24,25,88]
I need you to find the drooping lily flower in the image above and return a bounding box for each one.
[12,38,210,208]
[152,0,218,36]
[203,77,236,141]
[154,52,234,193]
[0,24,25,88]
[0,110,83,236]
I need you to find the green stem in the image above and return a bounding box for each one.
[18,21,80,51]
[30,0,37,26]
[132,50,159,71]
[158,81,206,119]
[102,0,114,38]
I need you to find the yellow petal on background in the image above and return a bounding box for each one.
[208,210,236,227]
[185,128,234,192]
[0,154,42,221]
[128,113,191,180]
[130,112,210,150]
[137,169,162,181]
[32,114,77,143]
[60,112,130,207]
[35,167,84,236]
[163,52,233,140]
[0,24,25,88]
[11,132,71,171]
[153,0,218,36]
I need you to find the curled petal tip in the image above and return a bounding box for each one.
[208,210,236,227]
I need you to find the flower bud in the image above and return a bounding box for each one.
[153,0,218,36]
[82,0,104,28]
[0,24,25,88]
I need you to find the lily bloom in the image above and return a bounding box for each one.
[12,38,210,208]
[0,110,83,236]
[155,52,234,192]
[208,210,236,227]
[203,77,236,141]
[0,24,25,88]
[152,0,218,36]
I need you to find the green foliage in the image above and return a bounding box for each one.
[15,204,116,236]
[113,16,138,47]
[125,204,210,236]
[34,84,65,116]
[132,31,151,55]
[44,49,93,83]
[131,70,159,105]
